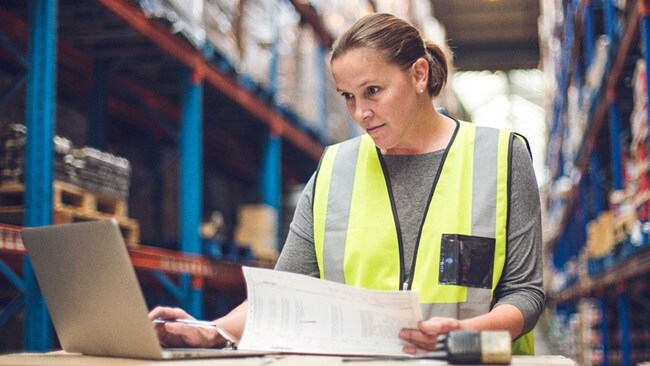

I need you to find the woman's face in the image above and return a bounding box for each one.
[331,48,424,153]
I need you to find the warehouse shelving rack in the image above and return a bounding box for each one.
[0,0,341,353]
[546,0,650,364]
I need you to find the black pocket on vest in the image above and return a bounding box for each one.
[438,234,495,289]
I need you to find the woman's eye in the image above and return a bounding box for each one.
[341,92,353,100]
[367,86,380,95]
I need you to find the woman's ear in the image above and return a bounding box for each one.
[411,58,429,93]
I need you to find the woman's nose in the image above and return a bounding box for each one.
[353,102,372,122]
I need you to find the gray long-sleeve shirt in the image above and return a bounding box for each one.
[275,138,545,336]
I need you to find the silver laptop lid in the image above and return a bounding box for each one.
[21,220,164,359]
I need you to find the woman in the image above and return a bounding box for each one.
[149,12,544,355]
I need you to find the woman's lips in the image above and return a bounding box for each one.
[366,124,384,133]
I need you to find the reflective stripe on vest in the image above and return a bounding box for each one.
[313,121,533,355]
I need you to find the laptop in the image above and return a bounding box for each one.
[20,219,266,360]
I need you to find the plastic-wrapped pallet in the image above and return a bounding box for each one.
[203,0,242,67]
[71,147,131,200]
[290,26,320,127]
[0,123,73,185]
[309,0,372,38]
[237,0,277,89]
[138,0,206,49]
[325,73,357,142]
[564,84,588,166]
[584,36,610,106]
[54,135,75,185]
[630,59,650,223]
[276,0,368,133]
[273,0,301,106]
[204,0,297,89]
[0,123,26,184]
[376,0,430,31]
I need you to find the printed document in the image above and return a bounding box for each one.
[238,267,423,356]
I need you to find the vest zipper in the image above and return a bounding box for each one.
[401,121,460,292]
[376,121,459,292]
[376,148,407,292]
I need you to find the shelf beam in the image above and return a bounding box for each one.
[0,221,246,290]
[97,0,324,161]
[551,247,650,303]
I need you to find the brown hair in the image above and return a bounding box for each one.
[330,13,450,97]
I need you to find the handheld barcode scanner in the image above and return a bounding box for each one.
[438,331,512,364]
[343,330,512,364]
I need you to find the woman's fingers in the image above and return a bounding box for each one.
[148,306,193,321]
[399,328,439,351]
[418,317,461,335]
[399,317,463,353]
[148,306,199,347]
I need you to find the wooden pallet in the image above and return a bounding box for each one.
[0,181,128,218]
[0,181,139,247]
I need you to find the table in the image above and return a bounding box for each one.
[0,352,576,366]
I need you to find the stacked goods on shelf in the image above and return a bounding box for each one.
[0,123,139,246]
[585,211,615,276]
[0,123,26,183]
[203,0,240,68]
[237,0,277,90]
[547,299,604,365]
[310,0,372,39]
[0,124,73,184]
[143,0,446,145]
[70,147,131,200]
[376,0,432,39]
[202,0,357,142]
[540,0,650,363]
[599,58,650,270]
[627,59,650,245]
[233,203,278,266]
[0,124,131,199]
[277,15,320,128]
[547,308,582,361]
[138,0,206,48]
[578,299,605,366]
[564,36,610,173]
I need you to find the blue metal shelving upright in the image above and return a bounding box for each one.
[178,68,204,318]
[23,0,57,351]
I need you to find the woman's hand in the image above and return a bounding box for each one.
[398,317,462,354]
[148,306,220,348]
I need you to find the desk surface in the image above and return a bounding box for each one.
[0,352,576,366]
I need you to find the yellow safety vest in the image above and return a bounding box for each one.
[313,121,534,355]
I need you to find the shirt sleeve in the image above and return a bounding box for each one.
[492,137,546,336]
[274,174,320,278]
